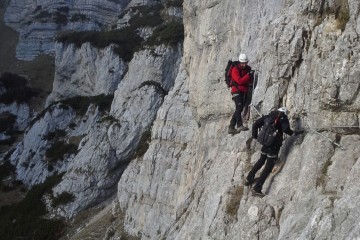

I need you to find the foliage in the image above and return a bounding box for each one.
[33,5,43,14]
[42,129,66,141]
[0,112,16,132]
[312,0,350,31]
[316,158,332,188]
[145,21,184,46]
[55,4,183,61]
[54,11,68,25]
[99,115,119,124]
[34,7,69,25]
[129,5,164,28]
[225,186,244,218]
[57,7,69,13]
[0,136,17,146]
[45,141,78,163]
[0,174,65,240]
[139,81,168,96]
[0,72,40,104]
[335,0,350,31]
[56,28,142,62]
[0,161,14,181]
[59,94,114,115]
[34,10,52,19]
[0,72,27,88]
[165,0,183,7]
[52,191,75,207]
[70,13,88,22]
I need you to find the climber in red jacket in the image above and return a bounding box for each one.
[228,53,252,134]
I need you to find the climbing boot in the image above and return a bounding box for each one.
[228,126,240,135]
[237,126,249,131]
[252,189,265,197]
[244,179,254,187]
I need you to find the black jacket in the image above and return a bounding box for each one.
[252,110,294,146]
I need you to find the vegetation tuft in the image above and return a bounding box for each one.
[128,5,164,28]
[34,10,52,20]
[316,158,332,188]
[56,4,184,61]
[56,27,142,62]
[53,12,68,25]
[165,0,183,7]
[145,21,184,46]
[139,81,168,96]
[42,129,66,141]
[0,174,65,240]
[45,141,78,163]
[33,5,43,14]
[59,94,114,116]
[0,161,15,182]
[334,0,350,31]
[312,0,350,31]
[225,186,244,218]
[0,72,40,104]
[0,112,17,132]
[52,191,75,207]
[70,13,88,22]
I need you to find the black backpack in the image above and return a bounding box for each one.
[224,60,239,88]
[257,116,279,146]
[224,60,254,88]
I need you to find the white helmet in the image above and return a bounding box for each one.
[278,107,289,115]
[238,53,248,63]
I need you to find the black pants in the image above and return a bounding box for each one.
[246,144,281,192]
[230,92,246,128]
[241,89,252,123]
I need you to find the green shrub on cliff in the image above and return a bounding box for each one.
[0,73,40,104]
[0,174,65,240]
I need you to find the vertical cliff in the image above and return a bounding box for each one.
[117,0,360,239]
[2,0,360,239]
[1,0,184,231]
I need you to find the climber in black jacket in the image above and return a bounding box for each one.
[245,107,302,196]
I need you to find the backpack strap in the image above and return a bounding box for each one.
[274,112,281,126]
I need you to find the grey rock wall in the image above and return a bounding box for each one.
[3,0,360,239]
[116,0,360,239]
[6,42,182,218]
[46,43,126,105]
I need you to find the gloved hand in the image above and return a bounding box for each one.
[294,130,305,135]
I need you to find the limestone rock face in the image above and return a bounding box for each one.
[3,0,163,60]
[2,0,183,222]
[3,0,128,60]
[116,0,360,239]
[46,43,126,105]
[6,42,182,218]
[3,0,360,239]
[0,102,30,131]
[52,44,182,217]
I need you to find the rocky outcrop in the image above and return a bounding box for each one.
[53,44,181,217]
[46,43,126,105]
[4,0,167,60]
[116,0,360,239]
[6,41,182,218]
[2,0,184,225]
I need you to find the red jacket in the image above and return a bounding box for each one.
[230,64,251,94]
